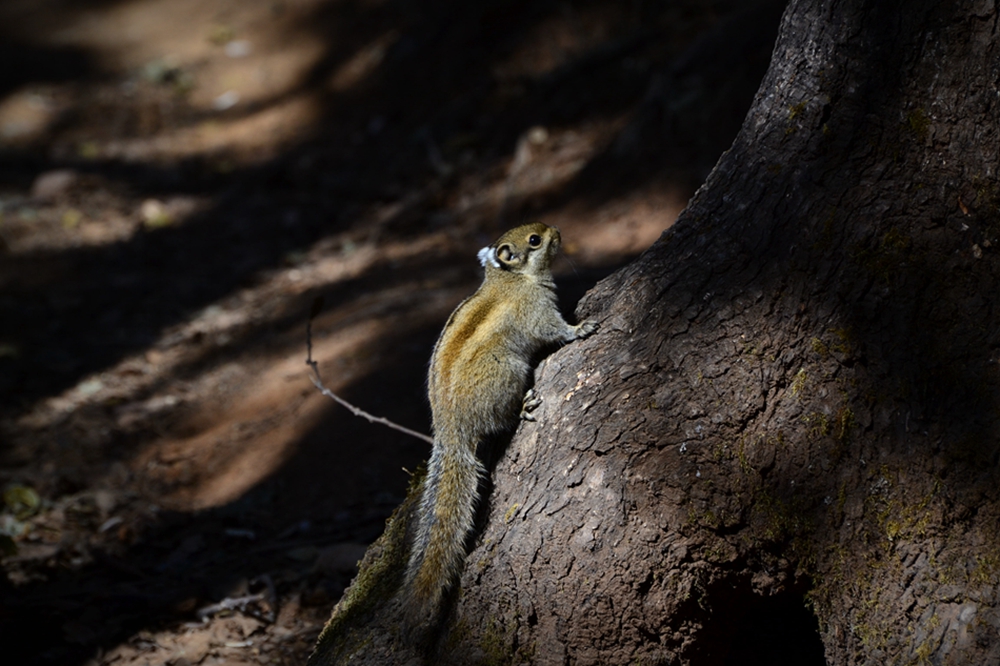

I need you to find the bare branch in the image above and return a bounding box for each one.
[306,297,434,446]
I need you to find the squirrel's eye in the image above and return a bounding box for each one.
[528,234,542,247]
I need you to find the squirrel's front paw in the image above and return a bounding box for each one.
[574,320,599,339]
[520,388,542,421]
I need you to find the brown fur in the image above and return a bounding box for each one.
[402,223,598,626]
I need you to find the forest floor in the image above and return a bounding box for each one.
[0,0,781,663]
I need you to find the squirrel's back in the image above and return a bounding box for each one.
[402,223,597,624]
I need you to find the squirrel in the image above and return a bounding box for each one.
[402,222,598,625]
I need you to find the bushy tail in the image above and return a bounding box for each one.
[404,438,483,621]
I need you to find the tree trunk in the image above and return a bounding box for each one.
[310,0,1000,663]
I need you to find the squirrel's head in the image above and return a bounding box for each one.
[477,223,561,276]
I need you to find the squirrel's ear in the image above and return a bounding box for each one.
[496,244,516,264]
[477,246,500,268]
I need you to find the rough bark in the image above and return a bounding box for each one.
[310,0,1000,664]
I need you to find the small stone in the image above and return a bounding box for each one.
[75,377,104,396]
[224,40,252,58]
[527,126,549,145]
[31,169,78,201]
[212,90,240,111]
[141,199,173,228]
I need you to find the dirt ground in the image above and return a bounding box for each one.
[0,0,781,663]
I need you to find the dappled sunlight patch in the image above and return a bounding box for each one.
[135,318,387,510]
[501,121,624,202]
[11,225,449,448]
[0,175,213,254]
[1,0,328,166]
[441,120,632,230]
[101,95,322,164]
[0,86,63,145]
[11,226,381,422]
[31,0,327,94]
[545,181,687,266]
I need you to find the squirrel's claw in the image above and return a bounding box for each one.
[520,389,542,421]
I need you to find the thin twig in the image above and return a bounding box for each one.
[196,593,268,621]
[306,297,434,445]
